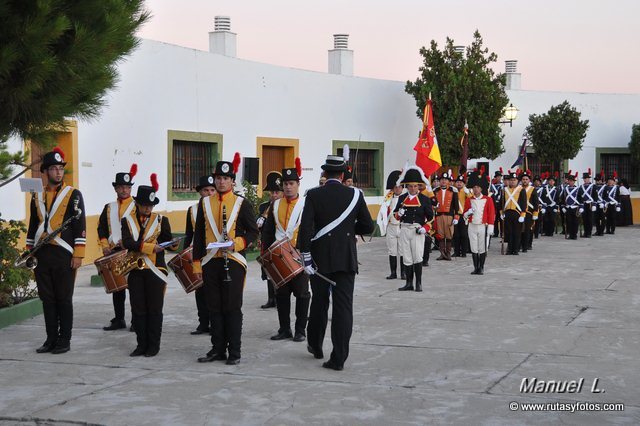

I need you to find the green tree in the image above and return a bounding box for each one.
[405,30,509,167]
[0,215,35,307]
[0,0,150,182]
[525,101,590,164]
[628,123,640,169]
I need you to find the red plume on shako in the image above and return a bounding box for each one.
[129,163,138,179]
[232,152,241,174]
[150,173,159,191]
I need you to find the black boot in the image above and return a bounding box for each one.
[130,313,147,356]
[422,251,429,267]
[51,303,72,354]
[478,253,486,275]
[103,318,127,331]
[36,303,58,353]
[261,281,276,308]
[226,310,243,365]
[271,293,292,340]
[399,257,406,280]
[145,313,163,357]
[386,256,397,279]
[470,253,479,275]
[293,296,310,342]
[198,312,226,362]
[398,264,414,291]
[414,263,423,292]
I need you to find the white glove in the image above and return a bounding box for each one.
[533,215,538,221]
[579,208,584,214]
[487,225,494,235]
[562,208,567,214]
[302,252,315,275]
[398,208,406,217]
[616,206,621,212]
[417,227,427,235]
[591,205,596,212]
[452,219,459,225]
[599,203,604,209]
[256,216,265,227]
[518,216,525,223]
[541,208,546,214]
[500,214,505,220]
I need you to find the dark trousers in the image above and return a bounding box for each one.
[203,258,245,358]
[605,207,617,234]
[595,207,606,235]
[542,210,556,236]
[307,271,355,367]
[194,287,210,330]
[521,214,533,251]
[581,205,594,237]
[275,273,310,334]
[503,211,521,255]
[453,221,469,256]
[423,234,432,264]
[34,245,76,343]
[112,289,126,321]
[566,208,579,239]
[493,201,502,237]
[128,269,166,351]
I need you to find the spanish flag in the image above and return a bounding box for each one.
[414,97,442,176]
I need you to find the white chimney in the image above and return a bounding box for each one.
[453,45,465,55]
[505,60,521,90]
[209,16,236,57]
[328,34,353,76]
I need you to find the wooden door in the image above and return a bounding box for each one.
[262,146,286,186]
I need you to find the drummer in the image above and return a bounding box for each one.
[184,175,216,335]
[121,174,179,357]
[97,164,137,332]
[261,158,310,342]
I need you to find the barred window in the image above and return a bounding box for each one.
[526,153,562,178]
[172,140,215,192]
[337,148,376,189]
[601,153,635,184]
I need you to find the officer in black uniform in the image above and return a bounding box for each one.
[184,175,216,335]
[98,164,137,331]
[26,148,86,354]
[299,155,374,371]
[257,172,283,309]
[560,174,581,239]
[594,172,606,236]
[578,169,596,238]
[121,174,179,357]
[490,169,504,237]
[540,174,559,237]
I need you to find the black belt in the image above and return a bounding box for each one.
[436,212,453,217]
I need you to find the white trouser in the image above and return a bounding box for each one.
[468,223,488,254]
[400,223,425,265]
[386,223,401,256]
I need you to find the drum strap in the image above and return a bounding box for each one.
[202,196,246,268]
[311,188,360,242]
[125,214,167,282]
[274,196,306,241]
[108,200,135,245]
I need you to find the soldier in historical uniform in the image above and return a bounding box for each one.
[603,173,621,234]
[342,167,356,187]
[500,171,526,255]
[393,167,434,291]
[452,175,470,257]
[98,164,137,331]
[594,171,607,236]
[26,148,86,354]
[257,172,283,309]
[462,169,495,274]
[184,175,216,335]
[376,170,406,280]
[540,173,560,237]
[533,175,544,239]
[431,172,459,261]
[299,155,374,371]
[262,159,310,342]
[490,168,504,238]
[519,171,539,252]
[419,181,435,267]
[578,169,596,238]
[193,153,259,365]
[121,174,179,357]
[560,173,581,239]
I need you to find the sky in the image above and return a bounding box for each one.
[138,0,640,94]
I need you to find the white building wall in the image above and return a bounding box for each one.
[2,38,640,222]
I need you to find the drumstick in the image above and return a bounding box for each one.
[292,257,337,286]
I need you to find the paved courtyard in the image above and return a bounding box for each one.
[1,228,640,425]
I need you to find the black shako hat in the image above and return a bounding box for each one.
[196,175,215,192]
[40,147,67,172]
[113,163,137,187]
[214,152,241,179]
[467,170,489,195]
[282,158,302,182]
[396,166,428,186]
[263,171,283,191]
[321,155,349,172]
[134,174,160,206]
[386,170,401,190]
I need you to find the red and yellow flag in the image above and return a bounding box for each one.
[414,98,442,176]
